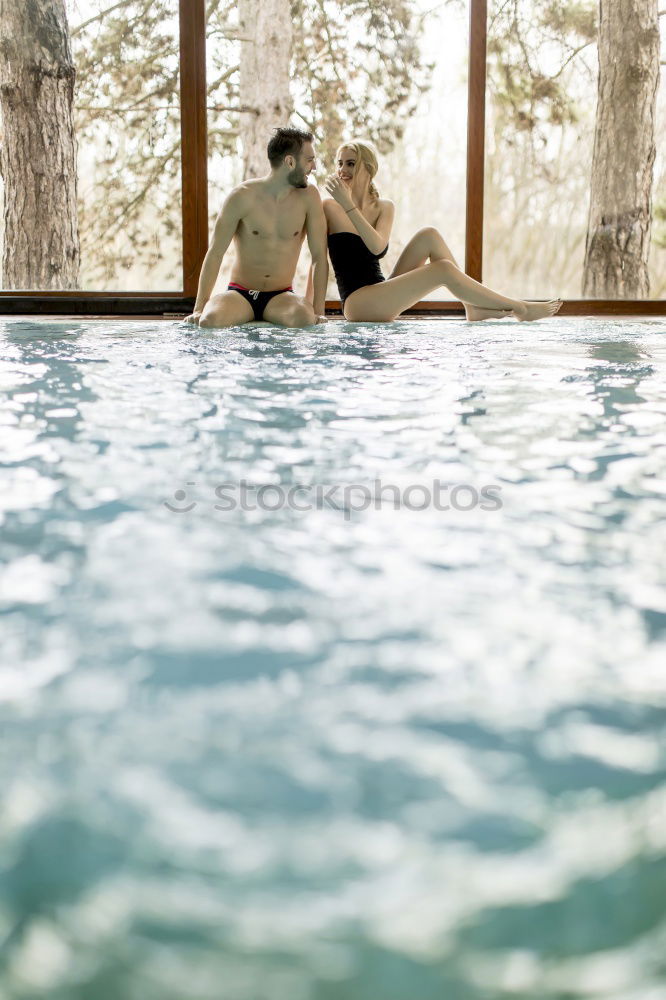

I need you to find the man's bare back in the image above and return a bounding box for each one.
[187,128,328,328]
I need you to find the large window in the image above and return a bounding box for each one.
[482,0,665,302]
[204,1,244,297]
[71,0,183,291]
[0,0,664,309]
[380,0,470,300]
[0,0,182,293]
[204,0,466,303]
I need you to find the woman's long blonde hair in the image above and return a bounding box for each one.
[336,140,380,202]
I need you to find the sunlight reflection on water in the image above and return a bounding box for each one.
[1,318,665,999]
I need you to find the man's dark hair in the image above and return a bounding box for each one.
[267,127,314,168]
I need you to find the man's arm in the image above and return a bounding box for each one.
[185,190,245,323]
[305,187,328,322]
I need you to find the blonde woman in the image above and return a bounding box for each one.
[321,140,561,322]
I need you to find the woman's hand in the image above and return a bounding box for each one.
[324,175,354,212]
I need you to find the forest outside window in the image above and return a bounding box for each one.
[0,0,183,293]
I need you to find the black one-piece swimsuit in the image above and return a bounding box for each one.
[327,233,389,304]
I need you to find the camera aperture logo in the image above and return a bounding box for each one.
[164,480,503,519]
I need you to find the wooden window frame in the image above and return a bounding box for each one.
[0,0,664,316]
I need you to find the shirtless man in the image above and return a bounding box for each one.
[186,127,328,328]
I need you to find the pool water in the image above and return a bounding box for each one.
[1,317,665,999]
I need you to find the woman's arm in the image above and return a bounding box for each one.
[324,177,394,255]
[347,202,394,255]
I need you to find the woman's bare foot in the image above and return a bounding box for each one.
[514,300,563,322]
[464,304,514,322]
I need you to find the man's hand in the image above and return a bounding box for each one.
[184,312,201,325]
[324,176,354,212]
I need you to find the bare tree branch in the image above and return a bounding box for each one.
[71,0,133,36]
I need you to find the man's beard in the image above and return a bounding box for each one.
[288,167,308,188]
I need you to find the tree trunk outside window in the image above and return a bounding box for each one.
[238,0,292,179]
[582,0,660,299]
[0,0,80,290]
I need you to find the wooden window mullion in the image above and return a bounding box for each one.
[179,0,208,297]
[465,0,487,283]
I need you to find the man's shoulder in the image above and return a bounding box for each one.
[219,183,251,215]
[305,183,323,205]
[229,179,262,201]
[220,179,272,221]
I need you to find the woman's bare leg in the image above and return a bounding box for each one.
[386,226,560,322]
[389,226,509,320]
[344,257,560,322]
[390,226,462,275]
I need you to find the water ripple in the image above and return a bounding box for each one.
[1,318,665,998]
